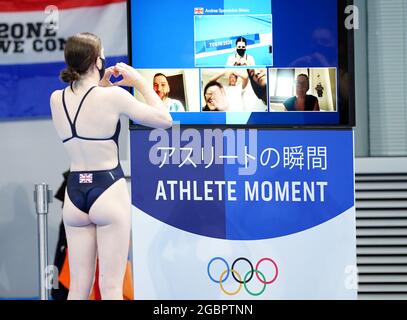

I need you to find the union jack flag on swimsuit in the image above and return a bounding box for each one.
[79,173,93,184]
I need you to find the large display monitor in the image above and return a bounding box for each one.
[128,0,355,127]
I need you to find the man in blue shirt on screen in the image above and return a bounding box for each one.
[153,73,185,112]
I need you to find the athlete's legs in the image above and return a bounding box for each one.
[63,191,97,300]
[88,179,131,300]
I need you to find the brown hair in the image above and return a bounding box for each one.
[60,32,102,85]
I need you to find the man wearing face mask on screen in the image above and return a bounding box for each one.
[226,36,256,66]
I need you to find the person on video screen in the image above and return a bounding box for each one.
[247,68,268,107]
[153,73,185,112]
[202,81,230,112]
[226,37,256,66]
[283,74,320,112]
[209,70,248,111]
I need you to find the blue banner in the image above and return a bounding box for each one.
[131,128,354,240]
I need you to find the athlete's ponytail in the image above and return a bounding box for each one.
[60,67,81,83]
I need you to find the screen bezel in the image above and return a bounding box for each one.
[127,0,355,129]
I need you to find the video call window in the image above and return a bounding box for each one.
[135,69,200,112]
[269,68,337,112]
[194,14,273,67]
[201,68,268,112]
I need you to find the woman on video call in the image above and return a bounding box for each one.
[283,74,320,112]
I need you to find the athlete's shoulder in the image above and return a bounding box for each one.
[50,89,63,107]
[50,88,63,97]
[95,86,134,112]
[96,85,129,97]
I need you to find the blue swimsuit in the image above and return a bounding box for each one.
[62,86,124,214]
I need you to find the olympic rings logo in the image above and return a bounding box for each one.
[207,257,279,296]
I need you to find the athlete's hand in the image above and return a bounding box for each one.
[112,62,146,89]
[99,66,117,87]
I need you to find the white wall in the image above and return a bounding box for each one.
[0,117,130,298]
[0,119,68,298]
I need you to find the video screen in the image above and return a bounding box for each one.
[129,0,353,126]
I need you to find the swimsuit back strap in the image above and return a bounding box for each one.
[62,88,73,128]
[72,86,97,128]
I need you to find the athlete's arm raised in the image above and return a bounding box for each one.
[103,63,173,129]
